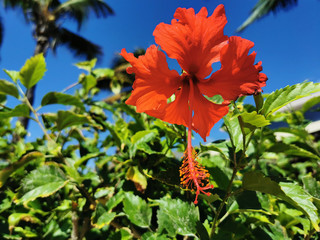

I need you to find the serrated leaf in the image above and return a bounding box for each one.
[41,92,85,110]
[92,203,116,229]
[106,191,124,210]
[262,82,320,117]
[156,198,199,237]
[0,151,43,188]
[130,130,158,158]
[126,166,147,192]
[123,192,152,228]
[56,110,91,130]
[3,69,19,83]
[0,104,29,118]
[74,58,97,72]
[16,165,68,204]
[0,79,19,98]
[19,53,46,89]
[243,171,319,231]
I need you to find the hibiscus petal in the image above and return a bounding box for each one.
[162,83,189,128]
[153,5,228,80]
[121,46,181,119]
[191,85,229,142]
[198,36,268,101]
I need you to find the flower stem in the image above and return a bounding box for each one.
[210,166,238,238]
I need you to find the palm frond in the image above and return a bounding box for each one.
[52,27,102,60]
[237,0,298,32]
[54,0,113,30]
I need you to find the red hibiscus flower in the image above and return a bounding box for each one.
[121,4,267,204]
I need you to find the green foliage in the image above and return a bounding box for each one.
[19,53,47,89]
[0,55,319,239]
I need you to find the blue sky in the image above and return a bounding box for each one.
[0,0,319,143]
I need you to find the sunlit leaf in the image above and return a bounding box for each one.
[74,58,97,72]
[156,198,199,237]
[19,53,46,89]
[262,82,320,117]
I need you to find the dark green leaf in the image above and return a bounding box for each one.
[56,110,91,130]
[123,192,152,228]
[41,92,85,110]
[19,53,46,89]
[156,198,199,237]
[0,79,19,98]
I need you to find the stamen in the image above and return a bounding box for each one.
[179,147,214,204]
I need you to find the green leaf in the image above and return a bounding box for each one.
[56,110,91,130]
[0,151,44,188]
[156,198,199,237]
[126,166,147,191]
[8,213,41,229]
[0,79,19,98]
[223,114,243,152]
[81,74,97,93]
[92,203,116,229]
[130,130,158,157]
[123,192,152,228]
[243,171,319,231]
[240,111,270,128]
[16,165,69,204]
[41,92,85,110]
[110,79,121,94]
[92,68,114,78]
[0,104,29,118]
[301,95,320,113]
[302,174,320,199]
[268,142,320,161]
[3,69,20,83]
[262,82,320,117]
[74,58,97,72]
[19,53,46,89]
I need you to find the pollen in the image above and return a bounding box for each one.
[179,148,214,204]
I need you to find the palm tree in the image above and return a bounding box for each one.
[1,0,113,130]
[237,0,298,32]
